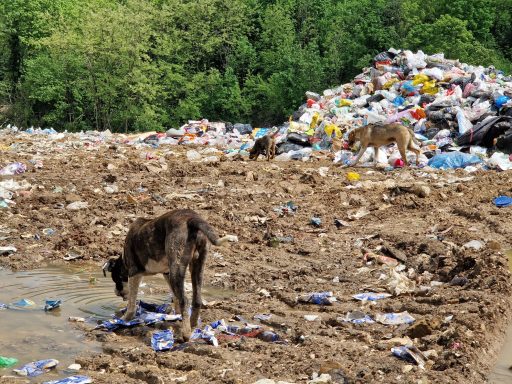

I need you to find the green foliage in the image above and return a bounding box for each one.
[0,0,511,131]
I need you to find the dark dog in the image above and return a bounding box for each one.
[249,132,277,161]
[103,209,237,340]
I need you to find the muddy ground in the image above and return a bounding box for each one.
[1,133,511,383]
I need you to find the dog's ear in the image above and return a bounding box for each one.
[102,258,116,277]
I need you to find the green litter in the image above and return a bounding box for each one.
[0,356,18,367]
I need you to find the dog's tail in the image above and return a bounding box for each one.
[189,218,238,246]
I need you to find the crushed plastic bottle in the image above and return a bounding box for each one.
[0,356,18,367]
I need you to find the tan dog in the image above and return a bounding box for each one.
[346,123,421,167]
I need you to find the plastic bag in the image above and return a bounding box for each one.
[287,132,310,145]
[186,150,202,161]
[456,108,473,135]
[428,152,483,169]
[405,50,427,69]
[412,74,429,86]
[496,95,511,109]
[487,152,512,170]
[422,67,444,80]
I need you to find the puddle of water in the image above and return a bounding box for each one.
[489,323,512,383]
[0,264,234,380]
[488,249,512,383]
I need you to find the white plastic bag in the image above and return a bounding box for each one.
[456,107,473,135]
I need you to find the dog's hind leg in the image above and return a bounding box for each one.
[166,228,195,341]
[398,142,409,166]
[408,140,421,166]
[121,274,143,321]
[190,239,207,329]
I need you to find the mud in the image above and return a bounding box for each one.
[1,138,511,383]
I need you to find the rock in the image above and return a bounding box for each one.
[407,320,433,339]
[246,171,256,182]
[66,201,89,210]
[304,314,319,321]
[67,363,81,371]
[308,373,332,383]
[64,193,82,203]
[402,364,414,373]
[463,240,484,250]
[411,184,431,198]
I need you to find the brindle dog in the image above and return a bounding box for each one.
[103,209,237,340]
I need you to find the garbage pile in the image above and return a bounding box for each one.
[286,48,512,168]
[1,48,512,170]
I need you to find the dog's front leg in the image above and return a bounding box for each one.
[348,144,367,167]
[121,274,142,321]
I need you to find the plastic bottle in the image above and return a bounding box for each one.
[0,356,18,367]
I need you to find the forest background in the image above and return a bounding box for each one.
[1,0,511,132]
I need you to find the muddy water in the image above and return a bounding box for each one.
[489,250,512,384]
[0,264,234,380]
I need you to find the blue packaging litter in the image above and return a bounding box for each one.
[97,300,180,331]
[44,299,62,311]
[376,311,416,325]
[352,292,392,301]
[12,299,35,308]
[13,359,59,377]
[151,330,174,351]
[299,291,337,305]
[43,375,92,384]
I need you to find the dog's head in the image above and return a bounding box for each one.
[102,256,129,301]
[347,129,357,146]
[248,146,258,159]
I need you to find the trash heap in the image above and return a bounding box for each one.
[1,48,512,170]
[282,48,512,168]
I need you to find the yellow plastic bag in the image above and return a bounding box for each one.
[421,80,438,95]
[383,78,399,90]
[347,172,360,182]
[310,112,320,129]
[337,99,353,107]
[324,124,341,138]
[412,74,429,86]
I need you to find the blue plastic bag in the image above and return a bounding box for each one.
[428,152,482,169]
[151,330,174,351]
[495,95,511,109]
[392,96,405,106]
[43,376,92,384]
